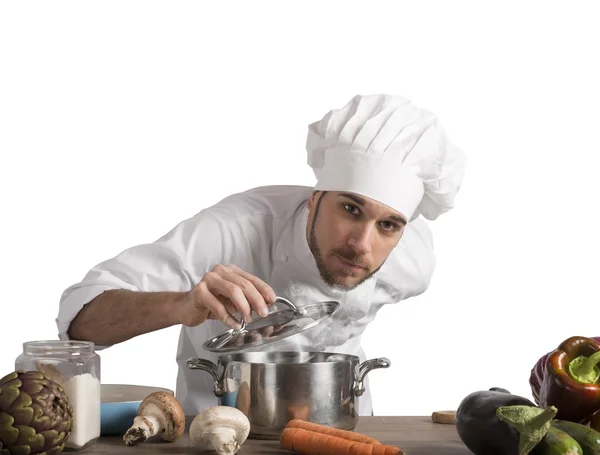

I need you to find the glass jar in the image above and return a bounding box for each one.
[15,340,101,451]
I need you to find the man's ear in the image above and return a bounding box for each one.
[307,190,320,210]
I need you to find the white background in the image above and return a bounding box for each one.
[1,1,599,417]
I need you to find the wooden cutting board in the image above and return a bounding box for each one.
[431,410,457,424]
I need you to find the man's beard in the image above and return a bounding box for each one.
[307,195,383,291]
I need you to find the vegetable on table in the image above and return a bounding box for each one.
[530,336,600,424]
[189,405,250,455]
[123,391,185,446]
[531,426,583,455]
[280,427,405,455]
[455,387,558,455]
[285,419,382,445]
[549,420,600,455]
[0,370,73,455]
[591,410,600,432]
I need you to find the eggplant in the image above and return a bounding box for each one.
[455,387,558,455]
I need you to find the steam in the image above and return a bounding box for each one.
[249,278,380,355]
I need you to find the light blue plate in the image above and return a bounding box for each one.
[101,384,174,436]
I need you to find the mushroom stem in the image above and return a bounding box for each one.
[123,414,165,446]
[189,406,251,455]
[208,427,242,455]
[122,392,185,446]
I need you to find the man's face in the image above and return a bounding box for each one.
[306,191,407,291]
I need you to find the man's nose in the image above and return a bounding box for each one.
[347,224,373,255]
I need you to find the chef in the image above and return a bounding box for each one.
[56,94,466,417]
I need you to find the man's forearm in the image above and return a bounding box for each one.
[67,289,187,346]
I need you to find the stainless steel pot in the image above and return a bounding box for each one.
[187,351,390,439]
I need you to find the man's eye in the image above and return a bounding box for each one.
[380,221,399,232]
[344,204,360,215]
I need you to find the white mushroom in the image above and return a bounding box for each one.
[189,406,250,455]
[123,391,185,446]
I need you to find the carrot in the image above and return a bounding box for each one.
[286,419,382,445]
[280,427,405,455]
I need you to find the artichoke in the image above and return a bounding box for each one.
[0,370,73,455]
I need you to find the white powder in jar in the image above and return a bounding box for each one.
[61,373,101,450]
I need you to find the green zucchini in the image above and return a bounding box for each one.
[532,426,583,455]
[551,420,600,455]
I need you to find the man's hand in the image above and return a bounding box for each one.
[179,264,277,329]
[66,264,278,346]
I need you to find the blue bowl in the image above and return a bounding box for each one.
[101,384,174,436]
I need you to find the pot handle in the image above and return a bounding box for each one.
[186,358,225,397]
[354,357,391,397]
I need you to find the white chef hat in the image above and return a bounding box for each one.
[306,94,466,221]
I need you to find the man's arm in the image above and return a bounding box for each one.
[59,208,276,347]
[67,264,277,346]
[67,289,187,346]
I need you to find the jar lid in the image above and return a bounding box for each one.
[202,296,339,353]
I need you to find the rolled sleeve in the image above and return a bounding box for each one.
[55,210,227,348]
[56,284,133,350]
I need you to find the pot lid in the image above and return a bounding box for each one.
[202,296,340,353]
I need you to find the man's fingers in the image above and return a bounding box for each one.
[207,299,239,321]
[224,264,277,306]
[203,271,253,323]
[213,298,240,320]
[221,267,271,318]
[259,325,274,338]
[198,283,243,330]
[210,265,273,318]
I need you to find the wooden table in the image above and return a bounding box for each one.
[86,416,472,454]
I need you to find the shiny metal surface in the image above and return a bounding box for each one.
[187,351,390,439]
[202,297,340,353]
[231,296,301,334]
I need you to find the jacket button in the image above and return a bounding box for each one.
[290,283,303,294]
[280,252,289,262]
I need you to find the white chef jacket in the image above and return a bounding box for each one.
[56,185,435,416]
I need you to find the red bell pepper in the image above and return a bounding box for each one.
[530,336,600,424]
